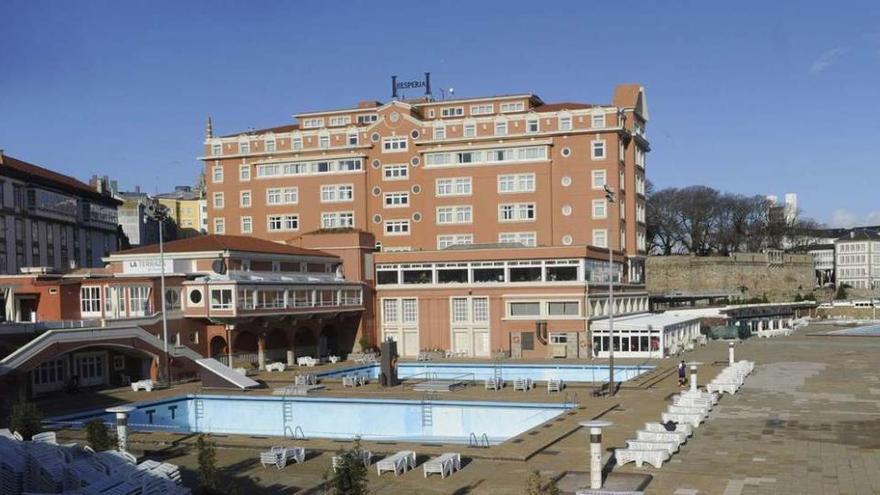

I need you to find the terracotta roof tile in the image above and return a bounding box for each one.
[115,234,338,259]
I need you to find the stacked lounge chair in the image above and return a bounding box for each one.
[615,360,755,469]
[259,446,306,469]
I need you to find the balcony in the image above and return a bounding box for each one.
[235,287,363,315]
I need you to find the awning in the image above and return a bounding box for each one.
[591,312,702,332]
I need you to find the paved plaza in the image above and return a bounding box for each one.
[48,323,880,494]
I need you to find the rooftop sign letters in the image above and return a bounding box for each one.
[122,259,174,275]
[391,72,432,99]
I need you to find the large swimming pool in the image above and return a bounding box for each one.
[317,362,651,383]
[50,395,569,445]
[829,324,880,336]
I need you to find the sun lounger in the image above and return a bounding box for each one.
[32,431,58,444]
[328,355,340,364]
[673,394,713,410]
[485,377,503,390]
[332,450,372,472]
[661,411,703,428]
[376,450,416,476]
[667,404,708,418]
[266,362,286,372]
[260,446,305,469]
[615,447,669,468]
[626,439,679,455]
[547,378,564,393]
[297,356,318,367]
[707,382,739,395]
[645,421,692,438]
[636,429,687,446]
[294,374,317,386]
[679,389,719,405]
[513,377,533,391]
[131,379,154,392]
[423,452,461,478]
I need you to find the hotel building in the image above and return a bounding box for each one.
[200,84,654,359]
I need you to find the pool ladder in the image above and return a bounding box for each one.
[468,432,490,448]
[421,391,437,427]
[194,398,205,424]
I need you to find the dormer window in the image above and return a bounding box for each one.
[500,101,525,113]
[302,118,324,129]
[330,115,351,127]
[592,112,606,128]
[441,107,464,117]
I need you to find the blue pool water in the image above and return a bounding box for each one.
[830,324,880,336]
[318,362,651,383]
[51,395,569,444]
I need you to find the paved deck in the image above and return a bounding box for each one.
[44,324,880,494]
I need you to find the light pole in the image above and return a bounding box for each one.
[146,202,170,384]
[604,184,616,396]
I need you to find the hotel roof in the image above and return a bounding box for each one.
[115,234,338,259]
[0,153,120,205]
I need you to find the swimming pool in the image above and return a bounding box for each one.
[317,362,651,383]
[829,324,880,336]
[51,395,569,445]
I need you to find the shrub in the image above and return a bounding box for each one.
[525,470,560,495]
[197,434,218,491]
[835,285,848,300]
[85,420,114,450]
[10,397,42,440]
[325,439,368,495]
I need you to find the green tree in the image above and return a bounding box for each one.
[10,397,42,440]
[325,439,369,495]
[525,470,560,495]
[196,434,218,492]
[85,419,114,450]
[835,285,848,300]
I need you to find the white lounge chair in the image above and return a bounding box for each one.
[673,394,713,410]
[615,447,669,468]
[667,404,708,418]
[636,429,687,446]
[234,367,248,375]
[661,411,703,428]
[131,379,154,392]
[547,378,564,393]
[328,355,340,364]
[645,421,693,438]
[485,377,503,390]
[260,446,305,469]
[423,453,461,478]
[32,431,57,444]
[297,356,318,367]
[376,450,416,476]
[707,382,739,395]
[513,377,533,391]
[332,450,372,472]
[266,362,286,372]
[626,439,679,455]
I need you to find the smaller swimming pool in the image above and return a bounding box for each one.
[829,324,880,336]
[317,362,651,383]
[50,395,569,445]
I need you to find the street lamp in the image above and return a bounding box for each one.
[145,201,170,384]
[604,184,616,396]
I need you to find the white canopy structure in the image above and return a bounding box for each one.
[590,312,702,358]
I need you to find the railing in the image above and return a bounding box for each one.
[468,432,490,448]
[563,392,579,409]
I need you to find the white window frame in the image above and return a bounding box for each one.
[321,184,354,203]
[435,177,472,197]
[592,229,608,248]
[302,118,324,129]
[498,203,536,222]
[497,173,535,194]
[499,232,537,247]
[330,115,351,127]
[500,101,525,113]
[239,164,251,181]
[240,216,253,234]
[321,211,355,229]
[212,165,223,183]
[592,112,606,128]
[239,142,250,154]
[383,164,409,181]
[266,187,298,205]
[592,170,607,189]
[383,191,410,208]
[213,217,225,234]
[318,134,330,149]
[592,199,607,219]
[526,118,539,133]
[267,214,299,232]
[384,219,411,236]
[211,144,222,156]
[382,137,408,153]
[441,107,464,117]
[347,131,358,146]
[433,126,446,140]
[212,192,224,209]
[436,205,473,225]
[240,190,251,208]
[558,115,572,131]
[470,104,494,115]
[591,140,607,160]
[80,286,102,316]
[495,120,508,136]
[437,234,474,249]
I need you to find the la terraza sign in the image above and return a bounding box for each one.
[391,73,432,98]
[122,259,173,275]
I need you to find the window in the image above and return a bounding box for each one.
[80,286,102,315]
[499,203,536,222]
[437,206,473,225]
[592,199,607,219]
[239,142,250,154]
[347,131,358,146]
[463,123,476,137]
[470,104,494,115]
[495,120,507,136]
[435,177,472,196]
[559,116,572,131]
[385,219,410,235]
[441,107,464,117]
[239,191,251,208]
[526,119,539,133]
[321,211,355,228]
[509,302,541,316]
[129,286,150,315]
[592,113,606,128]
[292,135,303,150]
[401,298,418,323]
[302,118,324,129]
[211,144,222,156]
[212,165,223,183]
[548,302,579,316]
[592,140,606,159]
[592,170,607,189]
[357,114,378,124]
[241,216,252,233]
[330,115,351,126]
[549,333,568,344]
[239,164,250,181]
[382,299,399,322]
[321,184,354,203]
[452,298,469,322]
[433,126,446,140]
[384,192,409,208]
[592,229,608,248]
[437,234,473,249]
[382,137,407,152]
[265,140,276,153]
[498,174,535,193]
[499,232,536,247]
[319,135,330,149]
[267,187,298,205]
[500,101,525,113]
[267,214,299,232]
[212,192,224,209]
[424,145,547,167]
[210,289,233,310]
[383,164,408,180]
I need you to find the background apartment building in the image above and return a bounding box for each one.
[835,230,880,290]
[0,151,120,275]
[201,84,651,358]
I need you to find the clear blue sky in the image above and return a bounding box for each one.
[1,0,878,226]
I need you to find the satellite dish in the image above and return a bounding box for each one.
[212,259,227,275]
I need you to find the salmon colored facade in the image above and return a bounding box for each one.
[201,84,651,358]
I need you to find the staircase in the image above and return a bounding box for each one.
[194,398,205,428]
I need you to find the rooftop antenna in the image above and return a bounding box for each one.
[439,87,455,100]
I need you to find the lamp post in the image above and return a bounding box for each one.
[604,184,616,396]
[146,202,170,384]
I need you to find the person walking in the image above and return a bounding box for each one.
[677,360,687,387]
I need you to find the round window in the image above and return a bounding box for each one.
[371,159,381,169]
[189,289,202,305]
[562,205,572,216]
[561,176,572,187]
[372,186,381,197]
[411,129,420,139]
[371,132,381,142]
[562,235,573,246]
[372,214,382,224]
[412,212,422,222]
[411,184,422,194]
[561,147,572,157]
[410,156,420,167]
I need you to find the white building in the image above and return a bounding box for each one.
[589,312,702,358]
[835,230,880,290]
[807,244,835,286]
